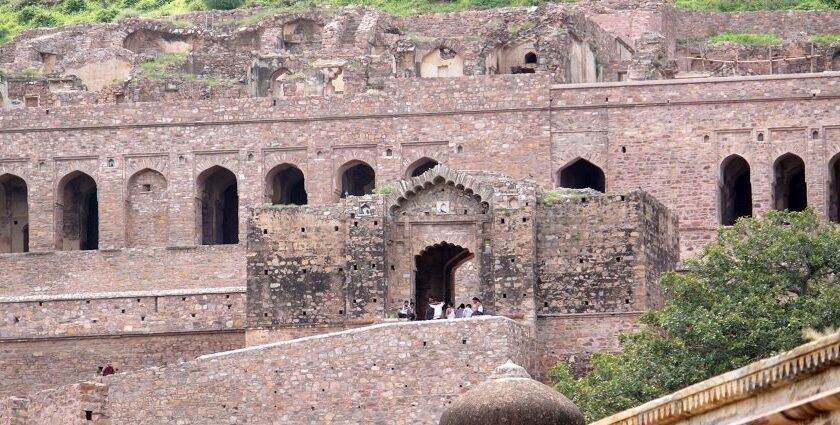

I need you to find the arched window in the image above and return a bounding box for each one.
[773,153,807,212]
[266,164,307,205]
[56,171,98,251]
[406,157,439,178]
[338,161,375,198]
[719,155,752,225]
[197,166,238,245]
[0,174,28,253]
[829,154,840,223]
[126,169,169,247]
[557,159,605,192]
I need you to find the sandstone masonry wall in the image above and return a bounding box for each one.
[551,73,840,256]
[0,245,244,297]
[0,331,245,398]
[3,317,533,424]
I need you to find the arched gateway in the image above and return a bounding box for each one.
[246,164,680,373]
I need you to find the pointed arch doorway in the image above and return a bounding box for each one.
[414,242,474,320]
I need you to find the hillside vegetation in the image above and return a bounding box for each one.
[0,0,837,46]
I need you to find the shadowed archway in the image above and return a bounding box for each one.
[0,173,28,253]
[406,157,439,179]
[266,163,307,205]
[720,155,752,225]
[557,159,605,192]
[773,153,807,212]
[338,160,375,198]
[415,242,473,320]
[56,171,98,251]
[197,166,238,245]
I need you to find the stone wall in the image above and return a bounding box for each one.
[0,245,244,297]
[2,317,533,424]
[533,190,678,375]
[674,9,840,39]
[0,289,245,339]
[550,72,840,256]
[0,331,245,398]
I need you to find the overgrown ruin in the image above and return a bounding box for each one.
[0,1,838,423]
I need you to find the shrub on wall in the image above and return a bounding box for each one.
[202,0,244,10]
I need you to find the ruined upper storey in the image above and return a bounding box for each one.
[0,2,838,109]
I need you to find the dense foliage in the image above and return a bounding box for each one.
[552,210,840,423]
[0,0,838,46]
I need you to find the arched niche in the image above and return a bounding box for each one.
[126,168,169,248]
[337,160,375,199]
[406,157,439,179]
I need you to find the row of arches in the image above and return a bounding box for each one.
[0,157,443,253]
[2,153,835,253]
[719,153,832,225]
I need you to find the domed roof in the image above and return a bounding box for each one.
[439,360,585,425]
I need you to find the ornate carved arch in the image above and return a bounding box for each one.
[386,164,493,214]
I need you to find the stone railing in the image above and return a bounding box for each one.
[592,332,840,425]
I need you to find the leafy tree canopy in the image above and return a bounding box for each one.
[552,209,840,423]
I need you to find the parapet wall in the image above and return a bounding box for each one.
[3,317,534,424]
[0,289,245,339]
[0,245,244,297]
[0,288,247,398]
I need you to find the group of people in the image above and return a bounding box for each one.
[397,297,485,320]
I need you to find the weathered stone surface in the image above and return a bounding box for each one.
[440,360,585,425]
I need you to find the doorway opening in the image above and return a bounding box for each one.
[414,242,473,320]
[772,153,807,212]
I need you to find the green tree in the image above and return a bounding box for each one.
[551,210,840,423]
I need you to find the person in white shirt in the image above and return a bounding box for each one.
[463,304,473,318]
[472,297,484,315]
[432,300,444,319]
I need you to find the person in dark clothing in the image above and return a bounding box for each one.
[102,364,115,376]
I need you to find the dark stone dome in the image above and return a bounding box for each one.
[439,360,585,425]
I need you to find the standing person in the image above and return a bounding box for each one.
[398,300,412,319]
[463,303,473,318]
[426,297,436,320]
[455,303,465,319]
[472,297,484,316]
[431,298,445,320]
[445,302,455,320]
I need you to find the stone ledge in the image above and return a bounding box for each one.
[0,286,246,304]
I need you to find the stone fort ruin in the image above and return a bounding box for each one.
[0,1,838,423]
